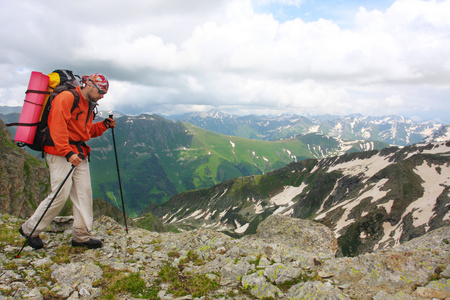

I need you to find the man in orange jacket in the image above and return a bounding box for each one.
[19,73,115,249]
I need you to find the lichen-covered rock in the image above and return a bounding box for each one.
[264,263,302,285]
[1,214,449,299]
[372,290,415,300]
[287,281,350,300]
[242,270,284,299]
[253,214,338,259]
[220,260,254,286]
[411,278,450,299]
[320,226,450,299]
[38,262,103,298]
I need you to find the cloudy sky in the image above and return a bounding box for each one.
[1,0,449,122]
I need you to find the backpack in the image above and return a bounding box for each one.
[7,69,82,153]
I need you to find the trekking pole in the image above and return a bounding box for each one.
[16,165,75,258]
[109,115,129,234]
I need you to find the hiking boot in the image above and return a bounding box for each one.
[71,238,102,249]
[19,226,44,249]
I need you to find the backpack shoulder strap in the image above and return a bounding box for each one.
[69,89,80,113]
[68,89,85,120]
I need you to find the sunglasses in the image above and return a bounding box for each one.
[96,86,106,95]
[89,79,107,94]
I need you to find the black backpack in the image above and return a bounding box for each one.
[7,69,81,152]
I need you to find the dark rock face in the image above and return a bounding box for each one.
[0,119,50,218]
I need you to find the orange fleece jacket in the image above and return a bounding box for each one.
[44,86,108,159]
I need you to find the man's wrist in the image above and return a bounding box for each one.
[65,151,76,161]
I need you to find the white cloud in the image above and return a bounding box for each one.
[0,0,449,122]
[384,95,404,108]
[254,0,304,7]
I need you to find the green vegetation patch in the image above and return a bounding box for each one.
[158,263,219,298]
[94,265,158,299]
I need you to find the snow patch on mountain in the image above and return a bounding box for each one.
[270,184,307,206]
[421,125,450,143]
[315,179,390,238]
[327,153,391,181]
[235,220,249,233]
[410,162,450,230]
[307,125,320,133]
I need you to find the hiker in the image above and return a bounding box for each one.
[19,73,115,249]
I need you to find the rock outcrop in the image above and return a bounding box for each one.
[0,119,50,218]
[1,214,449,299]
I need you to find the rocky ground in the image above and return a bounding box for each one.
[0,213,449,300]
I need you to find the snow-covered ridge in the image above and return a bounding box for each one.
[158,141,450,256]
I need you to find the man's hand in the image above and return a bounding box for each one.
[104,118,116,129]
[68,153,83,167]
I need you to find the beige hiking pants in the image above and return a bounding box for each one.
[23,154,93,243]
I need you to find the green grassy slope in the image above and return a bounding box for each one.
[88,115,388,217]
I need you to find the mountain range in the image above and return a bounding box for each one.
[1,109,449,260]
[148,141,450,257]
[1,123,449,297]
[3,106,448,146]
[1,110,390,216]
[170,110,447,146]
[88,114,391,216]
[1,107,449,219]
